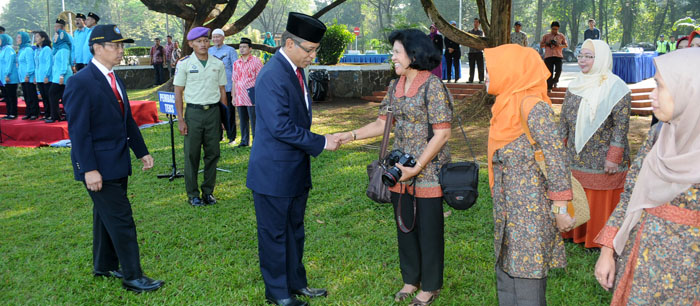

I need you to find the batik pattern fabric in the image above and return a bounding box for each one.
[559,91,632,190]
[594,124,700,306]
[492,101,572,279]
[378,72,452,198]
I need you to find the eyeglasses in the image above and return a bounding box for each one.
[104,42,125,50]
[577,54,595,60]
[293,39,320,54]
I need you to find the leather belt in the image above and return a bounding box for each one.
[187,103,217,110]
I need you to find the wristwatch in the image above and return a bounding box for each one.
[551,205,568,215]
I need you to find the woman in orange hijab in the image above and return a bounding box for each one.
[485,44,574,305]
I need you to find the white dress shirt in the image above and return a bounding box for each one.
[91,58,124,99]
[279,49,309,110]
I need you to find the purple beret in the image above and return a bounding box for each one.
[187,27,210,41]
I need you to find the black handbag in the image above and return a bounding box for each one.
[424,82,480,210]
[365,82,398,204]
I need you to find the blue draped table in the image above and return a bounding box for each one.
[612,52,657,83]
[339,54,390,64]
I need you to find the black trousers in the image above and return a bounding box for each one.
[153,64,163,85]
[391,192,444,291]
[48,83,65,120]
[222,92,237,142]
[21,82,39,117]
[468,53,484,82]
[3,83,18,116]
[445,52,461,81]
[253,191,309,300]
[544,57,563,90]
[86,177,143,281]
[75,63,86,71]
[37,82,51,117]
[238,105,256,146]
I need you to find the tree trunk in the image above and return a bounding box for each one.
[591,0,596,21]
[312,0,349,19]
[619,0,635,47]
[598,0,605,41]
[420,0,511,49]
[535,0,543,44]
[652,0,670,41]
[489,0,511,46]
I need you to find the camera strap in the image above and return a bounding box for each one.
[424,81,477,164]
[396,178,417,233]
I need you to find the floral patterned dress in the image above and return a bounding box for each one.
[594,124,700,306]
[378,71,452,198]
[492,101,572,279]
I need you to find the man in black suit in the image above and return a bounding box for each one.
[64,24,164,293]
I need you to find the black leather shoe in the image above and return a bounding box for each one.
[265,296,307,306]
[292,287,328,298]
[29,115,38,120]
[189,197,204,207]
[44,119,56,123]
[21,115,30,120]
[122,276,164,293]
[203,194,217,205]
[93,269,124,278]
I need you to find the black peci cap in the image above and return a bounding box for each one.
[76,13,86,20]
[88,12,100,22]
[240,37,252,45]
[286,12,326,43]
[55,19,66,25]
[551,21,560,28]
[514,21,522,26]
[89,24,134,45]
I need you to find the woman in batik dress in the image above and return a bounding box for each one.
[485,44,575,306]
[594,48,700,306]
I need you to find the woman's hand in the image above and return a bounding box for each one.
[595,246,616,291]
[396,163,422,182]
[553,200,575,232]
[333,132,354,144]
[604,160,618,174]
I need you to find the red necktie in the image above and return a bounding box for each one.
[108,72,124,114]
[296,68,306,105]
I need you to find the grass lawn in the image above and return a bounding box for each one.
[0,91,624,305]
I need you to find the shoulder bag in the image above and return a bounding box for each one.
[365,81,398,204]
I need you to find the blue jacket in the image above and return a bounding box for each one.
[0,34,19,85]
[71,27,86,65]
[51,48,73,84]
[64,62,149,181]
[35,46,52,82]
[18,47,35,83]
[246,50,325,197]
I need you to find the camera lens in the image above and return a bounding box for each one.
[381,166,402,186]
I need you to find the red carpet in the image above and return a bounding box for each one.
[0,100,160,148]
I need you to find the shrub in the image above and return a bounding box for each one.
[317,22,355,65]
[124,46,150,56]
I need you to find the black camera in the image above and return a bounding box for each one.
[381,150,417,187]
[548,39,558,47]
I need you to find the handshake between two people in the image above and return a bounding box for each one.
[323,131,355,151]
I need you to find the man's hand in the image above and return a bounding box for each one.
[595,247,616,291]
[324,134,340,151]
[85,170,103,192]
[178,119,188,135]
[44,77,49,84]
[5,77,8,84]
[59,77,64,85]
[448,48,454,53]
[140,154,154,171]
[24,76,29,83]
[604,160,618,174]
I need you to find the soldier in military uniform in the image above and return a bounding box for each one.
[173,27,228,207]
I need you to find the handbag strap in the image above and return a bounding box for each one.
[520,96,547,172]
[396,181,417,233]
[423,81,477,163]
[379,81,398,160]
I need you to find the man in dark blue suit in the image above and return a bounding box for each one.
[247,13,339,306]
[64,24,164,293]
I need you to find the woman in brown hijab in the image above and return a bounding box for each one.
[593,47,700,305]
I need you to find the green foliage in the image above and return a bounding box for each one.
[672,17,700,31]
[316,21,355,65]
[124,46,150,56]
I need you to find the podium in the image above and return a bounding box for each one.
[156,91,184,181]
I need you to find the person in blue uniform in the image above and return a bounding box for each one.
[17,31,39,120]
[33,31,52,119]
[72,13,89,71]
[64,24,164,293]
[46,19,73,123]
[208,28,238,145]
[247,12,340,306]
[0,33,19,119]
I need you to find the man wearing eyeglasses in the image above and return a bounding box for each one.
[247,12,339,306]
[174,27,228,207]
[64,24,164,293]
